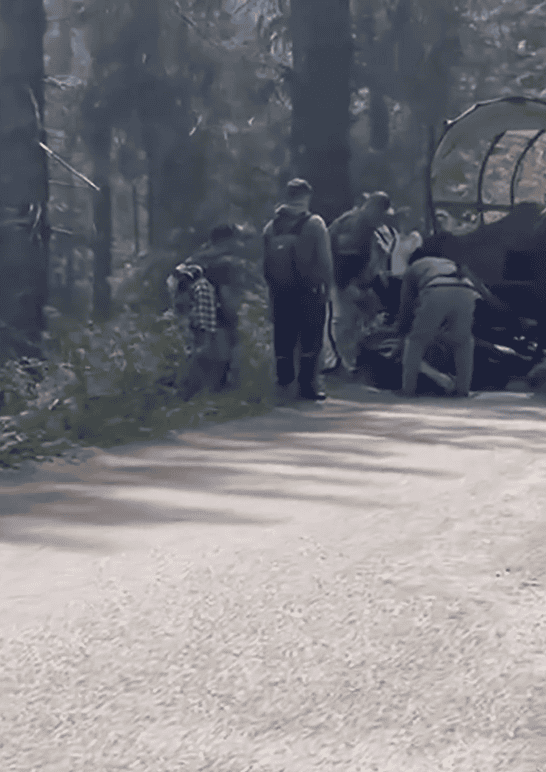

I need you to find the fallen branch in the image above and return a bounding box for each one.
[51,227,75,236]
[39,142,100,192]
[49,179,89,189]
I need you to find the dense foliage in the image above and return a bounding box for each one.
[3,0,546,467]
[0,287,273,468]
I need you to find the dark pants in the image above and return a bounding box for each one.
[271,289,327,389]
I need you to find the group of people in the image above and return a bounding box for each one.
[168,177,484,402]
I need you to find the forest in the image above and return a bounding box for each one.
[0,0,545,467]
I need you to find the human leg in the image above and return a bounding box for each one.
[402,336,431,395]
[330,285,361,373]
[452,336,475,396]
[402,289,447,396]
[320,299,341,372]
[441,288,478,396]
[298,291,327,399]
[272,292,299,386]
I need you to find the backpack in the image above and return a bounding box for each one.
[264,212,312,292]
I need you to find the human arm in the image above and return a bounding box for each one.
[393,266,419,337]
[305,214,334,291]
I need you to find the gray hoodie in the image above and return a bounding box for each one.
[263,205,334,291]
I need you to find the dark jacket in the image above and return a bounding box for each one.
[328,207,393,290]
[329,207,375,256]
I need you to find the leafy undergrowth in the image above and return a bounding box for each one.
[0,293,274,470]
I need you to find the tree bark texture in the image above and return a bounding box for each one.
[92,131,112,322]
[128,0,194,247]
[289,0,353,223]
[0,0,49,345]
[46,0,72,75]
[369,90,389,151]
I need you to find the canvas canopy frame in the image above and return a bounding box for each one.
[428,96,546,232]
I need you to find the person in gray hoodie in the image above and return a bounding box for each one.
[263,178,334,400]
[394,233,481,397]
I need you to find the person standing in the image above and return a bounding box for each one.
[187,225,249,391]
[263,178,334,401]
[394,233,481,397]
[327,191,394,374]
[167,263,230,401]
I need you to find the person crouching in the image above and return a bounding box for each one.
[394,233,481,398]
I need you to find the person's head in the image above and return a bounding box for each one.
[407,232,458,265]
[360,191,393,228]
[354,191,370,208]
[172,263,204,311]
[173,262,204,283]
[285,177,313,208]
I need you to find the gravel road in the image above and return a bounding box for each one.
[1,384,546,772]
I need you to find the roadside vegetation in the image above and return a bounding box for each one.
[0,288,273,469]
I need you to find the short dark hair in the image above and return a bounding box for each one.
[286,178,313,199]
[408,232,458,265]
[173,263,204,282]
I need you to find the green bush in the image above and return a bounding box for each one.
[0,293,274,469]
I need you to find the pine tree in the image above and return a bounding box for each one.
[0,0,50,357]
[289,0,353,222]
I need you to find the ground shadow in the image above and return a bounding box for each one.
[1,384,545,550]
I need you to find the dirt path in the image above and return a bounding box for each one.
[1,385,546,771]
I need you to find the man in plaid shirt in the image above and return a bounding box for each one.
[168,263,229,400]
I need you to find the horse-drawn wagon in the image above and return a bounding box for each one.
[355,97,546,392]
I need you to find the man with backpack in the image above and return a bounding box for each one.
[263,178,333,401]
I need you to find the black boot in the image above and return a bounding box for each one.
[298,354,327,400]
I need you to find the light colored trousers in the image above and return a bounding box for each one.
[403,285,479,396]
[327,285,366,372]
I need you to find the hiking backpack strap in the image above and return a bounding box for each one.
[264,212,312,292]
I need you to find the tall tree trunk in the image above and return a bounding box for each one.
[133,0,193,249]
[424,124,436,236]
[92,129,112,322]
[369,90,389,151]
[289,0,353,223]
[46,0,72,74]
[83,0,113,322]
[46,0,76,314]
[0,0,49,352]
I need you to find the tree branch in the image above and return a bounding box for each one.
[39,142,100,192]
